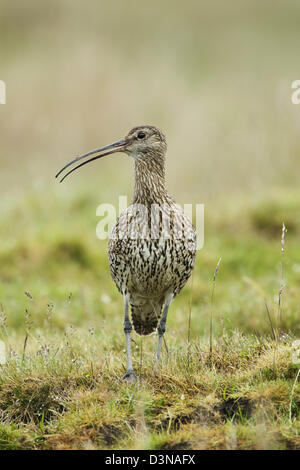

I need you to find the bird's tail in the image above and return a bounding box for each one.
[130,298,162,336]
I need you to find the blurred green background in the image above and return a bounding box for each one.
[0,0,300,340]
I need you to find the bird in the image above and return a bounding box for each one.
[56,125,197,382]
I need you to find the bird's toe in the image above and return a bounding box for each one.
[122,369,137,383]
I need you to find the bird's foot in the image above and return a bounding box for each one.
[122,369,137,383]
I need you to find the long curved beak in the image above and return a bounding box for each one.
[55,138,127,183]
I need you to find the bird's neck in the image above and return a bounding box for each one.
[132,156,172,206]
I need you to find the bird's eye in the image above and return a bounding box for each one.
[137,131,146,140]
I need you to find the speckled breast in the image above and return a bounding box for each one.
[108,204,197,298]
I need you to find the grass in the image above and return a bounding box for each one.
[0,191,299,450]
[0,329,299,450]
[1,0,300,450]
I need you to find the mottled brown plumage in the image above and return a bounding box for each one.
[56,125,197,381]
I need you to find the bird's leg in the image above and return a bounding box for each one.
[122,294,137,382]
[155,293,173,371]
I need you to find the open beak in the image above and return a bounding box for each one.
[55,138,127,182]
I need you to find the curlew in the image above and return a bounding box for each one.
[56,126,197,381]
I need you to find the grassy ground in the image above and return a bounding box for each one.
[1,0,300,451]
[0,190,299,450]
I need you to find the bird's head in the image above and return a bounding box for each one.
[56,125,167,182]
[124,126,167,159]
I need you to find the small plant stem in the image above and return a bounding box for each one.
[289,368,300,426]
[139,337,143,377]
[22,332,28,361]
[278,222,287,332]
[265,302,276,342]
[187,271,194,368]
[274,223,287,374]
[209,258,221,358]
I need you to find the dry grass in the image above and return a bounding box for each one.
[0,329,299,450]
